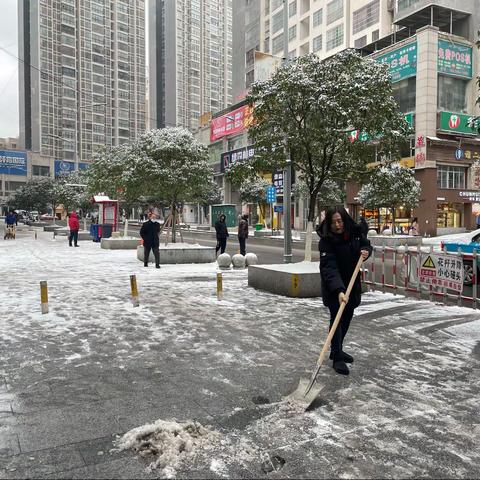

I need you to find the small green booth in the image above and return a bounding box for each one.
[211,204,237,228]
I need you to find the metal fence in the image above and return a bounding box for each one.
[363,244,479,309]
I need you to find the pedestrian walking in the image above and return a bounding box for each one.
[214,214,229,255]
[4,210,17,239]
[359,216,369,237]
[140,211,161,268]
[317,206,372,376]
[68,211,80,247]
[408,217,419,236]
[238,214,249,256]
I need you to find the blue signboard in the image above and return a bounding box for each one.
[0,150,27,175]
[266,186,276,203]
[55,160,75,177]
[274,205,284,213]
[455,148,464,160]
[78,162,89,170]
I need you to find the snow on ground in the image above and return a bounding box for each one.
[0,229,479,478]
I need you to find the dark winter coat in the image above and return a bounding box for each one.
[68,212,80,231]
[317,220,372,309]
[5,214,16,225]
[238,218,249,239]
[140,220,161,248]
[215,219,229,240]
[359,219,369,236]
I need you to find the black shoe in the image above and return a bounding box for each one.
[155,265,161,269]
[329,351,354,363]
[333,359,349,376]
[69,244,72,247]
[74,245,79,247]
[144,264,148,267]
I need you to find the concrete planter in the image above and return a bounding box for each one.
[55,228,91,240]
[248,262,322,298]
[44,225,62,232]
[368,235,422,248]
[101,237,140,250]
[137,243,215,264]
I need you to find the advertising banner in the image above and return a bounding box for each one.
[210,104,254,142]
[376,42,417,82]
[0,150,27,175]
[54,160,75,177]
[438,40,472,79]
[439,111,479,135]
[220,145,255,172]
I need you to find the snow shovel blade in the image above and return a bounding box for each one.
[286,376,325,410]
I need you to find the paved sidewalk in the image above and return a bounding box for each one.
[0,231,479,478]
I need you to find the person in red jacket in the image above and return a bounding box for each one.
[68,211,80,247]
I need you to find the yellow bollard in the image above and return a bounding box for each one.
[40,281,49,314]
[130,274,139,307]
[291,274,300,297]
[217,272,223,301]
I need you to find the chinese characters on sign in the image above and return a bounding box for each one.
[415,134,426,169]
[438,40,472,79]
[266,186,276,203]
[0,150,28,175]
[376,43,417,82]
[210,105,254,142]
[273,171,284,195]
[220,145,255,172]
[439,111,479,135]
[419,254,464,293]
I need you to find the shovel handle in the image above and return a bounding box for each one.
[315,255,364,367]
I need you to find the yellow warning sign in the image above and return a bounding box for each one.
[422,256,436,269]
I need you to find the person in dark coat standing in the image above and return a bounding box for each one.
[140,211,161,268]
[359,216,369,237]
[238,214,249,256]
[214,214,229,255]
[68,211,80,247]
[317,206,372,376]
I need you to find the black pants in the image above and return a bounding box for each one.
[216,238,227,254]
[327,301,356,358]
[144,245,160,266]
[239,237,246,256]
[69,230,78,246]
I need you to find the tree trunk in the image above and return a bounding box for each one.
[304,193,317,262]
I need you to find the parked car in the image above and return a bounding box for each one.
[28,211,39,222]
[442,241,480,285]
[40,213,55,220]
[422,229,480,247]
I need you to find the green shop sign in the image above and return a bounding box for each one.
[376,43,417,82]
[438,39,472,79]
[348,113,414,143]
[439,111,479,135]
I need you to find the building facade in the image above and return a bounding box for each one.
[346,0,480,236]
[149,0,233,131]
[18,0,146,170]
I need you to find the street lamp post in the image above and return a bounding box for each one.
[283,1,292,263]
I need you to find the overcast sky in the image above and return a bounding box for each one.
[0,0,18,139]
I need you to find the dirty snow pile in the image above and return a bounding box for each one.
[115,419,219,476]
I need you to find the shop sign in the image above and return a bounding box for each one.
[404,112,414,129]
[220,145,255,172]
[78,162,89,170]
[0,150,27,175]
[210,104,254,142]
[273,170,284,194]
[274,205,284,213]
[266,186,276,203]
[438,39,472,79]
[419,253,464,293]
[349,114,413,144]
[54,160,75,177]
[376,42,417,82]
[471,165,480,189]
[439,111,479,135]
[414,134,427,169]
[455,148,464,160]
[459,190,480,202]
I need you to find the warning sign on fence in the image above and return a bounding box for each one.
[419,254,464,293]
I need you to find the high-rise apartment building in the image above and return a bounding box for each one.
[261,0,395,61]
[149,0,233,131]
[18,0,146,169]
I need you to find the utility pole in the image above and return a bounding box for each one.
[283,0,292,263]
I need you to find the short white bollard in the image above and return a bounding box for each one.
[245,253,258,266]
[232,254,246,269]
[217,253,231,270]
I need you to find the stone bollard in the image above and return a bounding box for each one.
[217,253,231,270]
[367,229,378,237]
[232,254,246,269]
[245,253,258,266]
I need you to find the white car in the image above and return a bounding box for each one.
[422,229,480,246]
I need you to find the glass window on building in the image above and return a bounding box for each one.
[354,35,367,49]
[288,25,297,41]
[437,203,463,229]
[313,35,322,52]
[392,77,416,113]
[289,0,297,17]
[352,0,379,35]
[272,0,283,11]
[326,24,343,51]
[33,165,51,177]
[438,75,468,113]
[272,34,284,55]
[272,9,284,34]
[326,0,343,25]
[312,9,323,27]
[437,165,466,189]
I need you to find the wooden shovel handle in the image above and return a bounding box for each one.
[315,255,364,367]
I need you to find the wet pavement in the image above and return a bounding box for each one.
[0,230,479,478]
